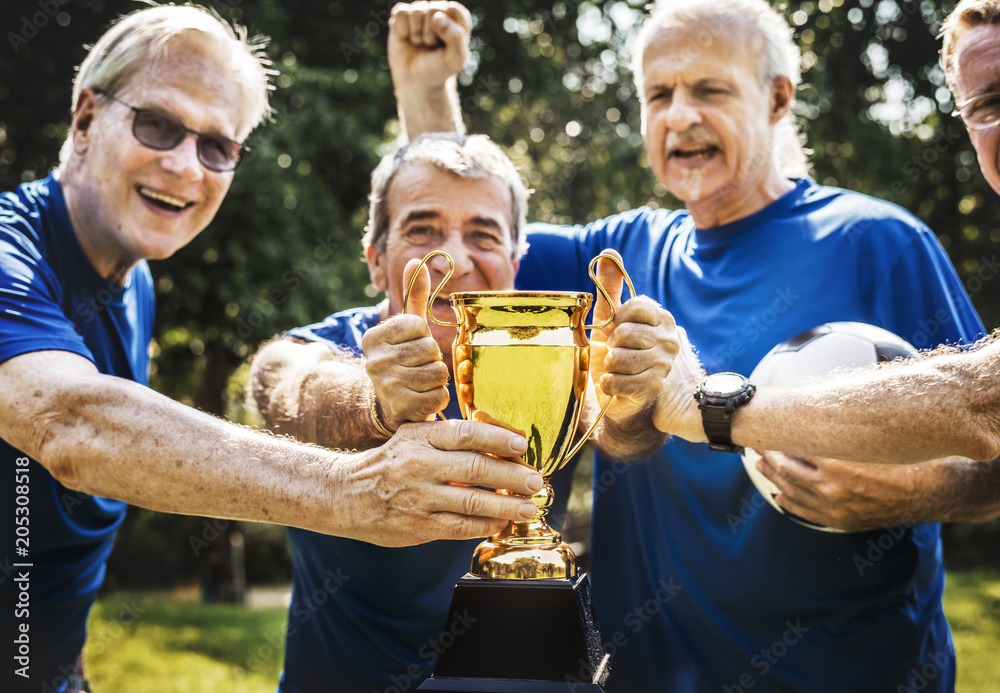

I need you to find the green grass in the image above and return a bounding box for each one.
[87,590,287,693]
[87,573,1000,691]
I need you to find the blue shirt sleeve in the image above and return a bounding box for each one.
[870,223,985,349]
[0,223,93,366]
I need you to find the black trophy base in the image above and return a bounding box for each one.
[417,572,611,692]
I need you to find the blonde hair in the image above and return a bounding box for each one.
[941,0,1000,98]
[633,0,809,178]
[60,3,272,164]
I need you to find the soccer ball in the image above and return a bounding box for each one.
[741,322,919,532]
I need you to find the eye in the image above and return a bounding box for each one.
[468,230,504,250]
[405,225,439,243]
[647,88,673,103]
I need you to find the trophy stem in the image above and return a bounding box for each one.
[470,481,576,579]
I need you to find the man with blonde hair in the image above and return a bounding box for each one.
[0,6,543,692]
[385,0,993,689]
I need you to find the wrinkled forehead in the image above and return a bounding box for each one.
[955,23,1000,98]
[389,163,514,228]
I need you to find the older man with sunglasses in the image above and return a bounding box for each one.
[0,6,545,693]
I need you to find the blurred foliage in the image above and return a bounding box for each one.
[2,0,999,583]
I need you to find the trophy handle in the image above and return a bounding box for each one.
[565,253,638,459]
[402,249,461,327]
[584,252,637,330]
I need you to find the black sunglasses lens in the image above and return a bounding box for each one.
[198,136,240,171]
[133,110,185,150]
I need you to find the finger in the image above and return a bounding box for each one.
[402,258,432,319]
[390,10,411,43]
[427,513,510,541]
[756,452,820,495]
[770,493,834,528]
[418,419,529,460]
[593,248,625,326]
[439,485,539,522]
[422,8,439,46]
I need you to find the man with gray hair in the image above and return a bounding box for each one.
[386,0,990,690]
[0,6,545,692]
[249,124,670,690]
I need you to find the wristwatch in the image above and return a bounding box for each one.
[693,372,756,453]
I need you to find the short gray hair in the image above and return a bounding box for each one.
[60,3,273,165]
[364,133,530,259]
[941,0,1000,98]
[633,0,809,178]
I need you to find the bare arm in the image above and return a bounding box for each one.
[734,339,1000,464]
[389,1,469,139]
[3,350,543,546]
[652,332,1000,464]
[249,336,391,451]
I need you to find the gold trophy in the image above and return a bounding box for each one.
[409,250,635,692]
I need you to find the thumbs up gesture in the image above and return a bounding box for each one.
[589,249,682,422]
[361,259,451,433]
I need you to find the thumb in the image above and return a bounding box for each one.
[593,248,625,327]
[402,258,431,319]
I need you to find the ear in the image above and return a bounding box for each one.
[71,88,100,154]
[366,245,388,292]
[769,75,794,124]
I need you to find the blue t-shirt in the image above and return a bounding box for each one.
[517,179,985,693]
[281,305,573,693]
[0,173,154,692]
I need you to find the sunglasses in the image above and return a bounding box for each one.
[94,89,248,172]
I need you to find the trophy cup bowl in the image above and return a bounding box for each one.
[453,291,591,579]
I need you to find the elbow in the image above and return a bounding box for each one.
[31,396,91,491]
[961,405,1000,461]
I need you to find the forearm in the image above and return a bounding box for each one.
[587,390,668,462]
[907,456,1000,524]
[397,79,464,140]
[250,338,387,450]
[733,343,1000,464]
[12,373,348,533]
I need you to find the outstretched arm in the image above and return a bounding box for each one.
[3,350,542,546]
[734,340,1000,463]
[652,332,1000,465]
[389,1,470,139]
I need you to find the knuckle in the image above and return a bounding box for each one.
[461,490,487,517]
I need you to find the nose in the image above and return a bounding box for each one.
[159,132,204,181]
[665,88,702,131]
[432,233,476,281]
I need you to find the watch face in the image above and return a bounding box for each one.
[703,373,747,397]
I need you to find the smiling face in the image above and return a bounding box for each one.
[954,22,1000,196]
[61,33,242,281]
[639,19,793,227]
[367,163,519,363]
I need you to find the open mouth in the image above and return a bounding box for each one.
[136,185,194,212]
[670,143,719,159]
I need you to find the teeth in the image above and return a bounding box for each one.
[138,186,187,209]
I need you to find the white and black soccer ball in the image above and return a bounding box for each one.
[742,321,920,532]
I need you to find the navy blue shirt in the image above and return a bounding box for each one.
[518,179,984,692]
[0,173,154,692]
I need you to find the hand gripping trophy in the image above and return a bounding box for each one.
[409,250,635,692]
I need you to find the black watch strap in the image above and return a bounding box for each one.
[700,404,740,453]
